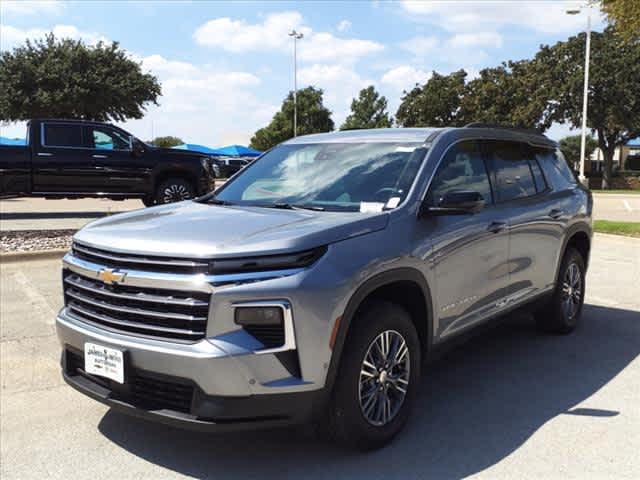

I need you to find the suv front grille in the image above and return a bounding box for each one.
[63,272,210,342]
[72,241,209,274]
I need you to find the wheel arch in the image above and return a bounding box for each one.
[554,223,592,284]
[325,268,434,393]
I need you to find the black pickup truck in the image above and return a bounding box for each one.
[0,119,215,206]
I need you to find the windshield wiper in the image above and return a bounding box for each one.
[206,197,234,206]
[267,202,325,211]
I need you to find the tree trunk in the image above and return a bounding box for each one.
[601,148,615,189]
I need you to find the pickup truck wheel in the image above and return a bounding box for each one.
[535,247,586,334]
[156,178,194,204]
[325,301,420,450]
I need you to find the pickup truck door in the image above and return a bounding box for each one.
[32,122,98,193]
[0,145,31,195]
[84,125,151,194]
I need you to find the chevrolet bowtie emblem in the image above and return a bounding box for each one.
[98,268,126,285]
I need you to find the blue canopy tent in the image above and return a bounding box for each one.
[210,145,262,157]
[173,143,218,154]
[0,136,26,146]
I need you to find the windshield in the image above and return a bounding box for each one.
[211,142,427,212]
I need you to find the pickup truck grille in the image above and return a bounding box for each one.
[63,272,210,342]
[72,241,209,274]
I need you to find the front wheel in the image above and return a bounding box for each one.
[155,178,195,204]
[325,301,421,450]
[535,247,586,334]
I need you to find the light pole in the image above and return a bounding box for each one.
[567,5,591,186]
[288,29,303,137]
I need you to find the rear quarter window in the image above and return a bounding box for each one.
[536,148,577,191]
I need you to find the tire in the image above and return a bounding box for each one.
[155,177,195,204]
[325,301,421,450]
[535,247,586,334]
[141,197,155,207]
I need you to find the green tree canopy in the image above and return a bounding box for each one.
[0,34,161,122]
[396,70,467,127]
[534,27,640,187]
[559,135,599,170]
[601,0,640,42]
[250,86,334,151]
[150,136,183,148]
[340,86,393,130]
[460,60,551,130]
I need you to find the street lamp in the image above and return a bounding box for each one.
[567,5,591,186]
[288,29,304,137]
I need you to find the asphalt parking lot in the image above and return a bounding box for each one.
[1,233,638,479]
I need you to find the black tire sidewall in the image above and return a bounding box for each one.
[330,301,421,449]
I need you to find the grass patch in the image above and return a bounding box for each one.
[594,220,640,238]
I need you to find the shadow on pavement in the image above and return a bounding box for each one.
[0,211,110,220]
[98,303,639,479]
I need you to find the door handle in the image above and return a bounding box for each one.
[92,154,108,159]
[487,221,507,233]
[37,152,53,157]
[548,208,564,219]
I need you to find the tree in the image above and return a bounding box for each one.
[0,34,161,122]
[460,60,551,130]
[150,136,183,148]
[395,70,467,127]
[601,0,640,42]
[340,86,392,130]
[559,135,599,171]
[533,27,640,188]
[250,87,334,151]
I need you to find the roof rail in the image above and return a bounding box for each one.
[463,122,546,137]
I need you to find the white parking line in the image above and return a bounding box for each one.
[12,271,56,323]
[623,200,633,212]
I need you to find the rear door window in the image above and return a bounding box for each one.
[43,124,83,148]
[484,140,537,202]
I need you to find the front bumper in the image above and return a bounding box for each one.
[58,319,322,431]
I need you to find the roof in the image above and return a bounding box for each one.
[283,128,443,145]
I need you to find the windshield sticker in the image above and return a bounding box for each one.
[360,202,385,213]
[385,197,401,209]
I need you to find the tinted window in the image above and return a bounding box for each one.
[427,141,492,205]
[485,141,536,201]
[529,158,547,192]
[536,148,577,190]
[89,127,130,150]
[43,124,83,148]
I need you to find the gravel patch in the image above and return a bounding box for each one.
[1,229,76,253]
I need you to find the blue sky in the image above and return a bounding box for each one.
[0,0,604,145]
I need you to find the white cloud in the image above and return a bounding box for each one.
[194,11,383,64]
[399,36,438,58]
[400,0,603,34]
[122,55,275,146]
[193,11,306,53]
[298,63,373,125]
[0,0,65,16]
[1,24,108,51]
[337,19,352,32]
[380,65,431,93]
[299,32,384,63]
[448,32,503,49]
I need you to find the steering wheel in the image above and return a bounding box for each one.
[373,187,399,203]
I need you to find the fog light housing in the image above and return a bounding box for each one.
[235,306,284,327]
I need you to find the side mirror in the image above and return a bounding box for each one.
[421,191,485,216]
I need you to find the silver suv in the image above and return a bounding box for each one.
[56,126,592,449]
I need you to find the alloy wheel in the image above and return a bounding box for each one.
[162,184,191,203]
[561,262,582,321]
[358,330,410,427]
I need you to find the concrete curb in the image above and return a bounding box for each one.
[0,249,68,263]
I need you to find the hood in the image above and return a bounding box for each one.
[150,146,205,158]
[74,201,389,258]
